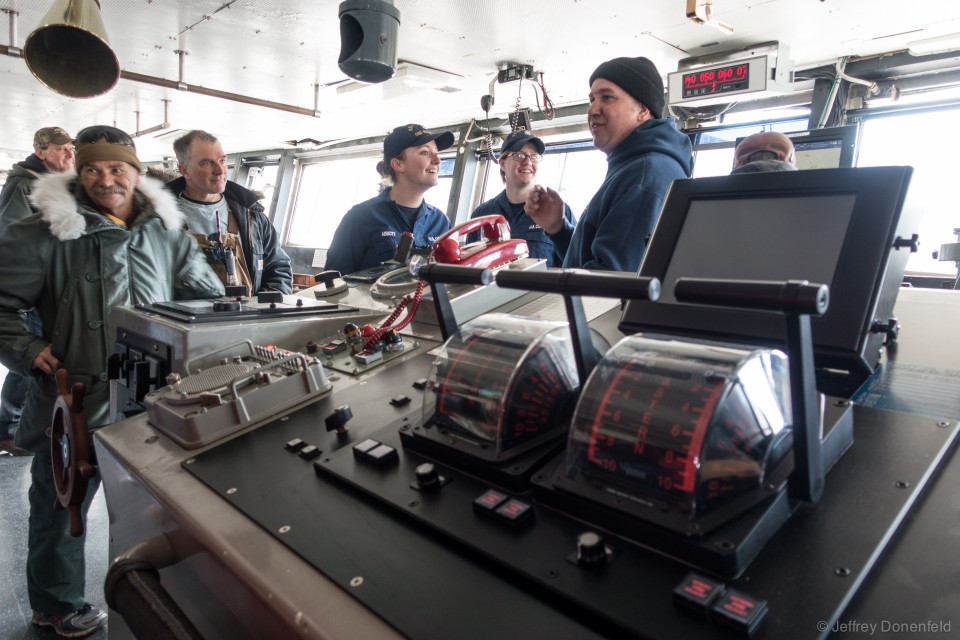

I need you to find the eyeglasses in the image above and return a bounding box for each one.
[75,125,135,147]
[506,152,542,163]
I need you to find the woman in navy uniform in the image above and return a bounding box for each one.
[325,124,454,275]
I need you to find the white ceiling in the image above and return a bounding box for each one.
[2,0,960,166]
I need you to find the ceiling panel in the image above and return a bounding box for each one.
[1,0,960,166]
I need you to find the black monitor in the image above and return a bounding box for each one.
[789,125,858,169]
[620,166,916,396]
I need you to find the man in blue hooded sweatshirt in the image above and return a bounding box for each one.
[527,56,692,272]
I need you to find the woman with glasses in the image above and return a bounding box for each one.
[0,124,223,638]
[468,130,574,267]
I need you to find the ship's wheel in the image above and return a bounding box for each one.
[49,369,97,537]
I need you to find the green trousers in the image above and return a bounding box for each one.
[27,453,101,615]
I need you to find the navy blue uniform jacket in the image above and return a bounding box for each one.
[552,118,692,272]
[468,191,575,267]
[325,190,451,275]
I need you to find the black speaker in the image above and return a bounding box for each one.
[338,0,401,84]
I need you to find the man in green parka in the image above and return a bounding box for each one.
[0,125,223,638]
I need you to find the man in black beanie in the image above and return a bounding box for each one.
[527,56,692,272]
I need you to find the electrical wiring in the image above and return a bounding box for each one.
[361,279,427,351]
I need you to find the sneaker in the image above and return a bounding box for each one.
[32,603,107,638]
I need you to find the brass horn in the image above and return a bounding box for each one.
[23,0,120,98]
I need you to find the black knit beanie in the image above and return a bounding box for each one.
[589,57,665,119]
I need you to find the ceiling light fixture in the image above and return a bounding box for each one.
[907,33,960,56]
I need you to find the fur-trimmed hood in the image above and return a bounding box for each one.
[28,172,185,241]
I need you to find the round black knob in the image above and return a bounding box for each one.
[576,531,607,567]
[415,463,440,489]
[213,300,242,312]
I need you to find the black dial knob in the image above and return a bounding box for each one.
[576,531,607,567]
[415,463,440,489]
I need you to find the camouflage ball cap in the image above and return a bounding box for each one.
[33,126,74,148]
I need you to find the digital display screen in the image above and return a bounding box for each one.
[659,194,856,303]
[793,139,845,170]
[682,63,750,99]
[622,166,915,392]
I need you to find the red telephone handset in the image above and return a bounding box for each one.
[432,215,529,269]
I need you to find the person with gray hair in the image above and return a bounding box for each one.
[0,125,222,637]
[0,126,76,456]
[166,129,292,294]
[0,127,76,232]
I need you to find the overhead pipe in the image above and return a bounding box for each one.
[2,8,22,58]
[133,98,171,138]
[2,5,318,118]
[120,70,320,118]
[119,48,320,118]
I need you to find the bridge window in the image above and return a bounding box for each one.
[858,103,960,276]
[286,154,456,249]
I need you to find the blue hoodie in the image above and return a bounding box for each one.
[325,190,450,275]
[552,118,692,272]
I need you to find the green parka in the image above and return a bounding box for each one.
[0,172,224,452]
[0,153,47,233]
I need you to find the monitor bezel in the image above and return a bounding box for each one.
[619,166,914,392]
[789,125,859,169]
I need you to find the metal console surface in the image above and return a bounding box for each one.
[95,289,960,640]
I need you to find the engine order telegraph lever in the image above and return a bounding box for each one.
[417,264,493,342]
[674,277,829,505]
[495,269,661,387]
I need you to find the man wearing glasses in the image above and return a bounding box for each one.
[468,130,574,267]
[0,125,223,638]
[0,127,76,457]
[526,56,693,272]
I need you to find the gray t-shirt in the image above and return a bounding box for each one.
[178,193,227,236]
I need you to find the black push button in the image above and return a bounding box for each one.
[258,291,283,304]
[298,445,321,460]
[473,489,508,515]
[673,572,725,614]
[367,444,398,465]
[352,439,398,466]
[494,498,534,526]
[284,438,306,452]
[390,395,411,407]
[710,588,768,637]
[353,439,379,454]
